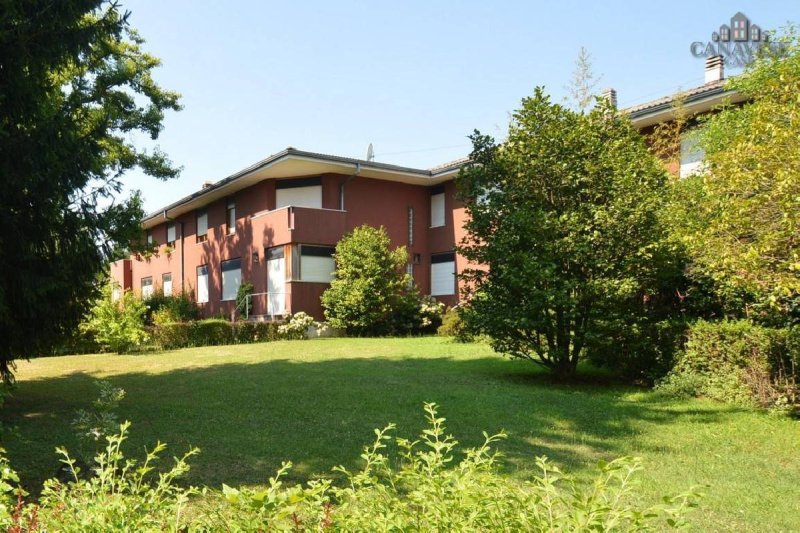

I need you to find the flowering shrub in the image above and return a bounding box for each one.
[417,295,445,333]
[277,312,325,340]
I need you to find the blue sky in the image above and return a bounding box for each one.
[123,1,800,213]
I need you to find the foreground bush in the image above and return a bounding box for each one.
[657,320,798,410]
[2,405,700,531]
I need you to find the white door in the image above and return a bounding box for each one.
[267,253,285,315]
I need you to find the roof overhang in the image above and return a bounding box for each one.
[142,148,463,229]
[627,87,747,129]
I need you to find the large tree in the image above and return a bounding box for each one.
[670,33,800,325]
[0,1,180,379]
[457,89,672,377]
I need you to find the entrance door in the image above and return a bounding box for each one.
[266,246,285,315]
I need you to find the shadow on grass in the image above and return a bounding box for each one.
[1,353,746,494]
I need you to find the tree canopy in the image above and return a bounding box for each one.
[457,88,673,377]
[670,32,800,325]
[0,1,180,379]
[322,225,418,336]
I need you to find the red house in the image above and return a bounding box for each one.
[111,149,469,319]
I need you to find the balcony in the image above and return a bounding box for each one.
[250,206,347,247]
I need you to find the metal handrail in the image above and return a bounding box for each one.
[235,291,285,321]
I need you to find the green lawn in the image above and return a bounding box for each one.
[2,337,799,531]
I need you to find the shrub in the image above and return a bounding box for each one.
[236,282,254,319]
[234,321,280,343]
[588,317,689,383]
[277,312,324,340]
[189,319,234,346]
[81,288,149,353]
[204,403,700,531]
[71,381,125,461]
[151,322,190,350]
[144,292,199,325]
[322,225,416,336]
[416,295,445,334]
[38,422,199,532]
[657,320,798,409]
[0,405,700,531]
[438,306,474,342]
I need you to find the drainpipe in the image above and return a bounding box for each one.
[163,210,184,294]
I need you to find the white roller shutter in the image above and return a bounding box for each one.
[430,192,445,227]
[430,253,455,296]
[221,258,242,301]
[197,265,209,303]
[300,246,335,282]
[276,185,322,209]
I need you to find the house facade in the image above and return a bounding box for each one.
[111,56,740,320]
[111,150,470,319]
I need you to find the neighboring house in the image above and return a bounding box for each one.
[623,55,746,177]
[110,56,743,320]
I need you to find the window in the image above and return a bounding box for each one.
[407,207,414,245]
[430,252,455,296]
[141,277,154,299]
[146,230,153,246]
[276,177,322,209]
[197,265,209,303]
[196,209,208,243]
[162,273,172,296]
[430,186,445,228]
[166,222,176,245]
[221,258,242,301]
[226,198,236,235]
[300,245,335,282]
[680,130,705,178]
[406,263,414,289]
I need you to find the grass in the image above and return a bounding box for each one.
[2,337,799,531]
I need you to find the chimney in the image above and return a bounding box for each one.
[705,55,724,83]
[201,180,213,189]
[600,88,617,109]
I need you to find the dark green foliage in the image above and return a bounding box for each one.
[0,1,181,379]
[457,88,675,377]
[188,319,234,347]
[151,322,192,350]
[236,282,255,318]
[144,292,199,325]
[657,320,799,410]
[322,225,420,336]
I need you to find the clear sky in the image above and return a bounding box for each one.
[122,0,800,213]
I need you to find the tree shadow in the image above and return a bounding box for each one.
[1,350,749,495]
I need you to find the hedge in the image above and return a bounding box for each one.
[657,319,799,410]
[152,320,281,350]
